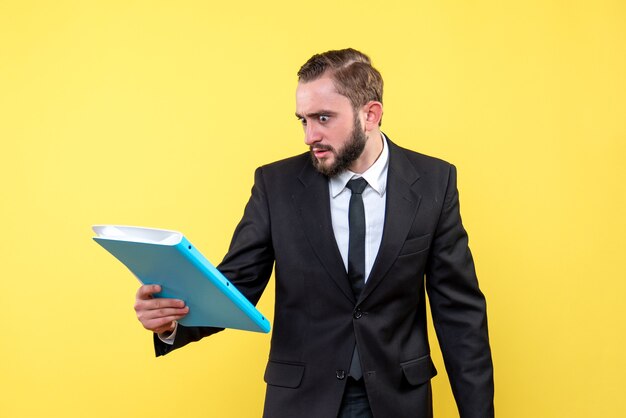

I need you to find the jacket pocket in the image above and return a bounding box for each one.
[264,360,305,388]
[398,234,431,257]
[400,354,438,386]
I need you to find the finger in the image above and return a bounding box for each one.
[138,306,189,321]
[143,312,188,332]
[134,297,186,313]
[136,284,161,300]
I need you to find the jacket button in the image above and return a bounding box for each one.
[353,309,363,319]
[336,370,346,380]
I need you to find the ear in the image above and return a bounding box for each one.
[362,101,383,131]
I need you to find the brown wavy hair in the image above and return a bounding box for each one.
[297,48,384,113]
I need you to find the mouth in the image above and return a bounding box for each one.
[311,145,333,159]
[313,150,329,158]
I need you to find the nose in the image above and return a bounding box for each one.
[304,123,322,146]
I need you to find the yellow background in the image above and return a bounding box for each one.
[1,1,625,417]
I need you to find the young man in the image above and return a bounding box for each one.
[134,48,494,418]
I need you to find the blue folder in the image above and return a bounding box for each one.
[93,225,270,333]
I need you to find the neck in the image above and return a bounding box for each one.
[349,130,383,174]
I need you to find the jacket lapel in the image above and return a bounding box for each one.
[292,159,355,303]
[360,140,422,302]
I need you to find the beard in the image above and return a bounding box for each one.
[310,116,367,177]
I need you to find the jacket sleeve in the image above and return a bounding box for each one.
[425,164,494,418]
[154,167,275,357]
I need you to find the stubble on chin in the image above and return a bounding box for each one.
[310,150,336,177]
[310,118,367,178]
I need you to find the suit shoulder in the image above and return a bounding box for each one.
[394,143,453,169]
[389,141,456,184]
[252,153,312,189]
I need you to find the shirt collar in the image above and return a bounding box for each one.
[329,133,389,198]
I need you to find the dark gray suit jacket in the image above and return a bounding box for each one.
[155,137,494,418]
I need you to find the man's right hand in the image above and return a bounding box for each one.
[134,284,189,334]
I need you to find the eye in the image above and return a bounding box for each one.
[319,115,329,123]
[297,117,307,126]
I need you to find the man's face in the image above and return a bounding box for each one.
[296,76,367,177]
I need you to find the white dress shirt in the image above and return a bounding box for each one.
[328,134,389,282]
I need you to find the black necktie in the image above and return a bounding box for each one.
[346,177,368,379]
[346,178,368,298]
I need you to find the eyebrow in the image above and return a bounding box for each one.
[295,110,338,119]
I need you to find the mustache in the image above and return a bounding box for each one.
[310,144,334,152]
